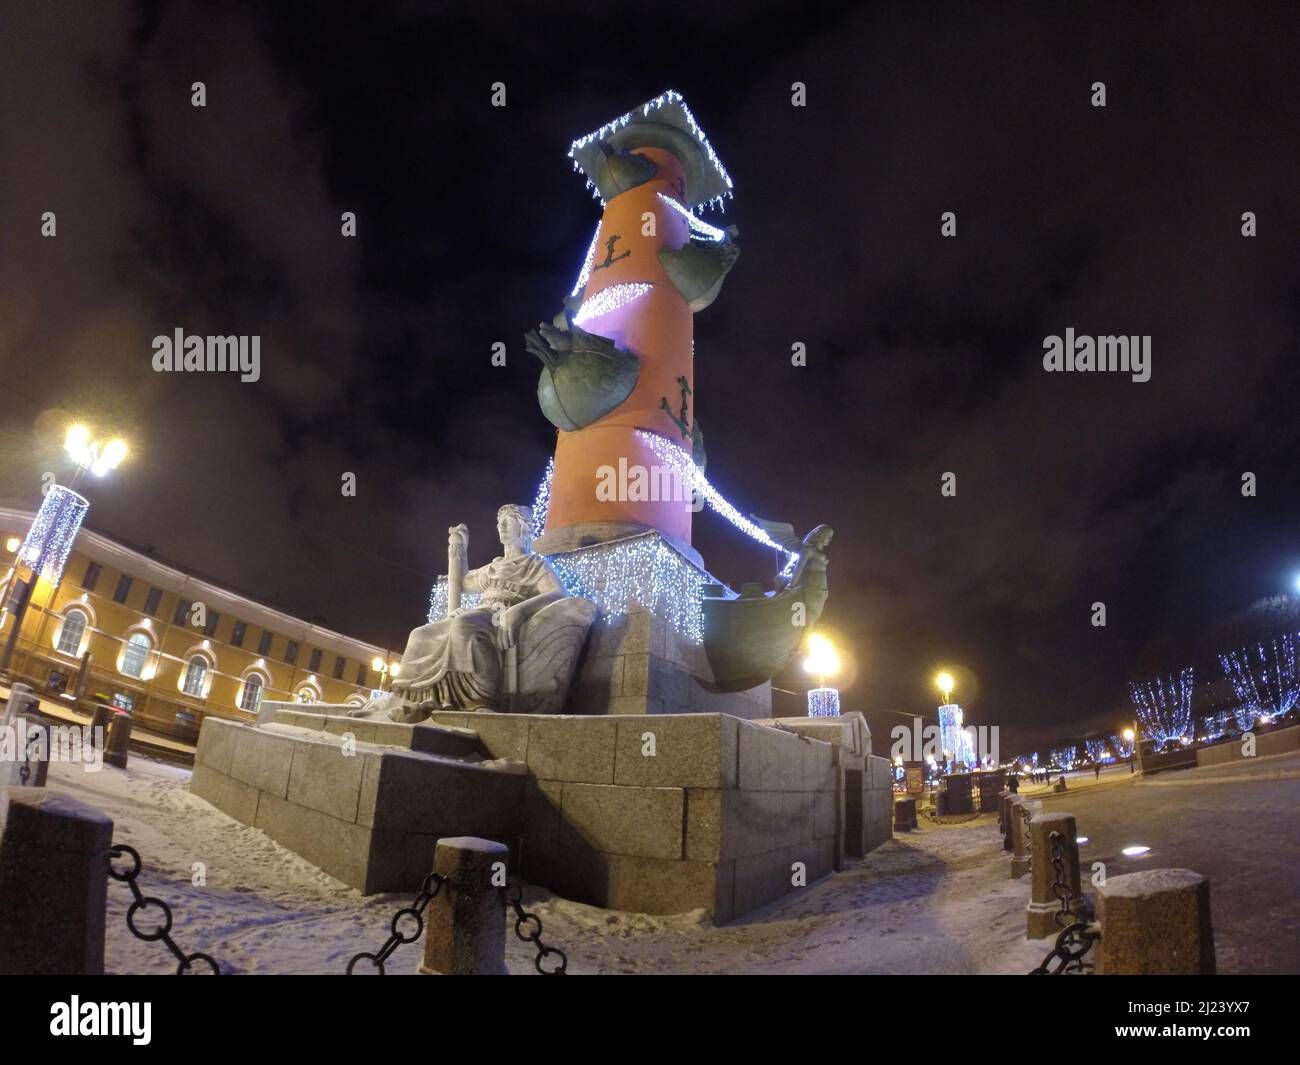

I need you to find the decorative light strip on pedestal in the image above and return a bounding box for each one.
[426,578,482,624]
[636,430,799,576]
[1219,633,1299,731]
[550,533,704,643]
[569,89,734,212]
[1128,667,1194,747]
[573,282,653,326]
[656,193,726,241]
[807,687,840,718]
[570,222,603,297]
[18,485,90,582]
[531,457,554,540]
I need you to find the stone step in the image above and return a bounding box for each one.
[269,707,484,760]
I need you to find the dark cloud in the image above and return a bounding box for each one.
[2,1,1297,749]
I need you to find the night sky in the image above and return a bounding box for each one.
[2,1,1298,751]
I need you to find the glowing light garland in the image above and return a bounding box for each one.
[656,193,726,241]
[570,222,603,297]
[531,457,554,540]
[635,431,799,577]
[569,90,735,212]
[1200,710,1230,741]
[938,703,974,769]
[1051,745,1079,770]
[1219,633,1299,730]
[1110,733,1134,759]
[550,534,705,642]
[573,282,654,325]
[1083,739,1110,762]
[1128,668,1194,748]
[807,687,840,718]
[18,485,90,582]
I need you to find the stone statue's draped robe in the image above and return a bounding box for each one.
[389,553,561,718]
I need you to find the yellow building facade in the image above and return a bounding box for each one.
[0,504,398,742]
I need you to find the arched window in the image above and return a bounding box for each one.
[56,608,89,655]
[239,674,264,713]
[182,655,209,698]
[121,632,151,678]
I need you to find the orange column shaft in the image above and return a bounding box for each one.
[545,147,697,544]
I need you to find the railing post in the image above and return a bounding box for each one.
[0,788,114,974]
[1096,868,1215,974]
[1026,812,1085,939]
[418,836,509,976]
[1009,797,1039,878]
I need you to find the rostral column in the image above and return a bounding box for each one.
[529,91,739,556]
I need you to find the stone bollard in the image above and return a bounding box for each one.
[0,788,114,974]
[1096,869,1215,974]
[996,789,1011,833]
[0,712,50,789]
[104,712,132,770]
[1009,798,1039,878]
[1025,812,1086,939]
[893,798,917,831]
[998,791,1014,851]
[419,836,509,975]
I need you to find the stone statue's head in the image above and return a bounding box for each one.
[496,504,535,552]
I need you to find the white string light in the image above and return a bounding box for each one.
[807,687,840,718]
[1220,633,1299,729]
[572,282,654,325]
[18,485,90,582]
[1128,668,1194,747]
[636,430,798,575]
[656,193,726,241]
[570,222,603,297]
[568,90,734,212]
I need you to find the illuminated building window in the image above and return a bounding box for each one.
[81,561,102,592]
[173,598,192,626]
[285,640,300,666]
[121,632,151,678]
[355,661,368,687]
[112,574,133,605]
[142,586,162,616]
[56,608,89,655]
[239,674,264,713]
[257,630,273,656]
[333,655,346,680]
[309,648,323,673]
[203,610,220,637]
[182,655,209,698]
[230,620,246,648]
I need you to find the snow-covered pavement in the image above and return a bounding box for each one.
[33,749,1299,974]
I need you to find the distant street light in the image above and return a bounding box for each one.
[1123,726,1136,774]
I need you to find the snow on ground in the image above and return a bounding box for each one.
[37,750,1299,974]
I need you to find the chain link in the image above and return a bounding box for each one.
[106,844,219,975]
[17,727,43,786]
[1029,830,1100,975]
[501,881,567,974]
[347,872,446,974]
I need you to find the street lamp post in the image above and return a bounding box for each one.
[0,423,127,678]
[1123,726,1136,775]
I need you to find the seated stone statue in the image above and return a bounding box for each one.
[354,504,595,722]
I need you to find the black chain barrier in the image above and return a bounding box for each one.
[347,871,446,974]
[106,844,220,974]
[17,727,43,786]
[1029,830,1101,975]
[502,881,567,975]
